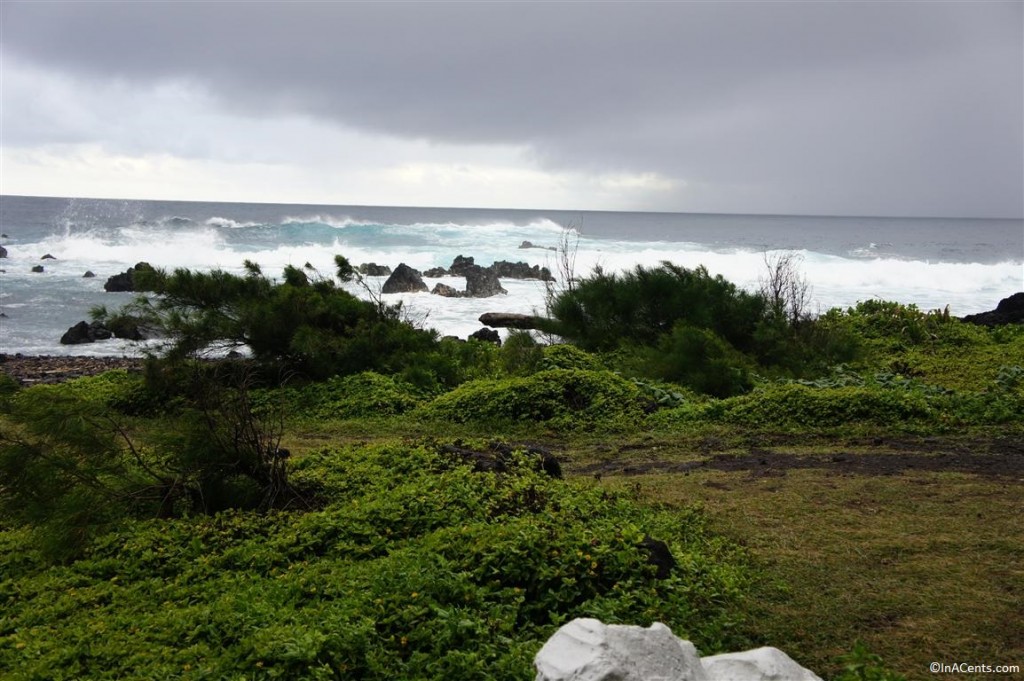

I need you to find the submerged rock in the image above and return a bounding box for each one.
[431,282,462,298]
[357,262,392,277]
[41,253,56,260]
[31,265,44,273]
[104,262,155,292]
[519,240,557,251]
[0,245,7,258]
[381,263,428,293]
[83,271,96,278]
[463,265,507,297]
[60,321,113,345]
[448,254,476,276]
[491,259,554,281]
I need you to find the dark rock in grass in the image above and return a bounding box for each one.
[961,292,1024,327]
[639,535,676,579]
[41,253,56,260]
[469,327,501,345]
[357,262,392,277]
[31,265,44,273]
[479,312,546,330]
[381,263,428,293]
[431,282,462,298]
[464,265,507,297]
[83,270,96,278]
[60,320,113,345]
[439,441,561,479]
[104,261,155,292]
[423,266,448,278]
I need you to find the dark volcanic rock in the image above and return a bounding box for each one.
[31,265,44,273]
[639,535,676,579]
[423,266,448,278]
[106,315,151,341]
[41,253,56,260]
[440,441,560,478]
[83,271,96,278]
[357,262,392,277]
[463,265,507,297]
[60,321,113,345]
[448,255,476,276]
[961,293,1024,327]
[479,312,546,330]
[519,240,557,251]
[469,327,502,345]
[0,245,7,258]
[104,261,155,292]
[431,282,462,298]
[491,259,554,281]
[381,263,428,293]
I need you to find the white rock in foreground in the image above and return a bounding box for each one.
[702,647,823,681]
[534,618,708,681]
[534,618,822,681]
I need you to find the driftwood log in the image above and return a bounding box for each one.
[478,312,547,330]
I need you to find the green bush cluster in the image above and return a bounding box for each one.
[1,441,752,680]
[545,262,859,395]
[272,371,423,421]
[99,257,442,381]
[711,384,934,428]
[421,369,645,431]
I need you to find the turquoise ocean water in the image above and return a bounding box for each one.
[1,195,1021,356]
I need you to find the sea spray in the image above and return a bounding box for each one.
[1,196,1020,356]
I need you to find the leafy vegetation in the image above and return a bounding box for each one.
[95,257,442,381]
[1,442,750,680]
[3,252,1021,680]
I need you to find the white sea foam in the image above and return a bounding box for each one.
[205,216,262,229]
[1,212,1020,355]
[280,214,360,229]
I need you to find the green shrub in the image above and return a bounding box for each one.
[834,642,908,681]
[546,263,766,353]
[101,257,442,381]
[422,369,645,431]
[635,324,755,398]
[540,344,604,371]
[711,384,933,428]
[276,371,422,420]
[499,331,544,375]
[0,441,752,679]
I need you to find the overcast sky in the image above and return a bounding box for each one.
[1,1,1021,217]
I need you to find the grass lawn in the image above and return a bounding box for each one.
[566,435,1024,680]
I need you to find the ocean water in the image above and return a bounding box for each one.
[0,195,1021,357]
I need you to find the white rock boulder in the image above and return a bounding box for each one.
[701,647,823,681]
[534,618,822,681]
[534,618,708,681]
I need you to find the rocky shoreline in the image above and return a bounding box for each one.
[0,354,143,386]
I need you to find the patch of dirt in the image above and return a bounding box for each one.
[576,438,1024,479]
[0,354,143,385]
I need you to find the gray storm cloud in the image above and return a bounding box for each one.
[2,1,1021,217]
